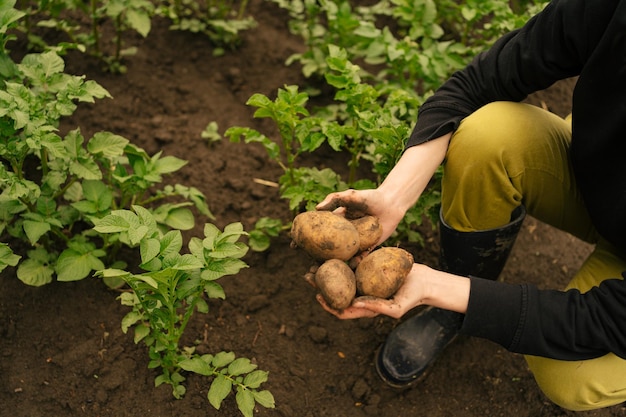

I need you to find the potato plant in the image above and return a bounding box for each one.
[18,0,258,71]
[223,45,439,247]
[272,0,547,92]
[2,3,273,416]
[219,0,547,251]
[20,0,154,73]
[0,3,211,286]
[94,208,274,417]
[155,0,257,55]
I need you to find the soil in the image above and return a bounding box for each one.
[1,2,625,417]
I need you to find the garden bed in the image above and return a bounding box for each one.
[1,1,623,416]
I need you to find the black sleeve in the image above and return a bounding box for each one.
[460,274,626,360]
[406,0,617,147]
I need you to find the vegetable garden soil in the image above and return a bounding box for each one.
[2,2,625,416]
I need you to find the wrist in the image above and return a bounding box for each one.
[417,265,471,314]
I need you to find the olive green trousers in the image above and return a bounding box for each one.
[442,101,626,411]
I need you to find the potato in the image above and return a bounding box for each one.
[355,247,413,299]
[291,211,360,261]
[314,259,357,310]
[350,215,382,251]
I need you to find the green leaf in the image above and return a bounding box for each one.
[201,258,248,281]
[153,155,187,174]
[36,50,65,77]
[82,80,111,100]
[126,8,152,37]
[70,158,102,180]
[132,205,157,230]
[17,258,54,286]
[88,132,129,158]
[204,281,225,299]
[56,249,104,282]
[159,207,195,230]
[133,323,150,343]
[248,230,270,252]
[244,370,269,389]
[0,244,20,273]
[207,374,233,410]
[209,242,249,259]
[95,268,131,279]
[93,215,130,233]
[179,357,213,376]
[133,273,159,289]
[81,180,113,211]
[252,390,275,409]
[23,220,50,245]
[212,351,236,368]
[71,200,98,214]
[140,238,160,264]
[171,254,203,270]
[128,222,149,245]
[121,310,143,334]
[160,230,183,257]
[228,358,257,376]
[203,223,220,246]
[235,387,255,417]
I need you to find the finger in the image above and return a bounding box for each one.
[352,296,404,319]
[348,249,372,269]
[316,294,380,319]
[304,271,317,288]
[316,195,344,212]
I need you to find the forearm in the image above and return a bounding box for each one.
[413,264,471,314]
[462,276,626,360]
[378,133,450,215]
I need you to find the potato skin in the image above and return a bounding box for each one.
[314,259,357,310]
[355,247,413,299]
[350,216,383,251]
[291,211,360,261]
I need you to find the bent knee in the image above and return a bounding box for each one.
[527,355,626,412]
[538,379,601,411]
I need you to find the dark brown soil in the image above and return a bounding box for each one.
[1,2,625,416]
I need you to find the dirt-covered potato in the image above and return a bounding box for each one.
[291,211,360,261]
[355,247,413,299]
[314,259,357,310]
[350,215,383,251]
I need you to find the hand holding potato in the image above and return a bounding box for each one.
[292,210,414,312]
[316,188,406,247]
[316,263,426,320]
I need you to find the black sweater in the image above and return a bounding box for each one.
[406,0,626,360]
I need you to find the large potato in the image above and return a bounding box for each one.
[314,259,357,310]
[350,215,383,251]
[355,247,413,299]
[291,211,360,261]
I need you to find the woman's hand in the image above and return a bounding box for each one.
[316,264,428,320]
[316,188,404,246]
[315,136,452,247]
[315,263,471,320]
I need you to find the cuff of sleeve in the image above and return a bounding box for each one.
[460,276,527,351]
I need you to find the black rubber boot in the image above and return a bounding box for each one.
[375,206,526,388]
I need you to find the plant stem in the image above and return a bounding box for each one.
[114,15,123,64]
[90,0,101,58]
[237,0,249,19]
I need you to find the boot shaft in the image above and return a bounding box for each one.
[439,205,526,280]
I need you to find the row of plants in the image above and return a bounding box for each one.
[226,0,547,250]
[18,0,257,72]
[0,1,272,415]
[1,0,548,415]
